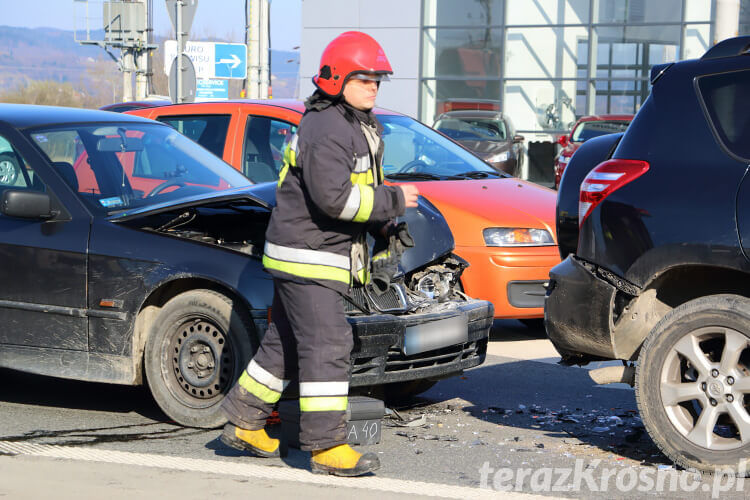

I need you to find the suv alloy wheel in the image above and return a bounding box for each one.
[636,294,750,473]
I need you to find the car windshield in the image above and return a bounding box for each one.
[571,120,630,142]
[380,115,497,179]
[433,117,507,141]
[27,122,252,214]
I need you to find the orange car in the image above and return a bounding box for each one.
[128,100,560,322]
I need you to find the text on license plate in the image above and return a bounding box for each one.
[403,314,468,356]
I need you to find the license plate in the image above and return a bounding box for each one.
[403,314,468,356]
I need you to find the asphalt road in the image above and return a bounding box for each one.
[0,320,747,499]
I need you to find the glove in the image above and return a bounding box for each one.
[371,244,399,296]
[370,222,415,295]
[387,221,415,249]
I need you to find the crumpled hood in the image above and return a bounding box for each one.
[109,185,273,221]
[112,182,455,275]
[398,178,558,247]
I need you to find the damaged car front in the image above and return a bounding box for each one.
[9,108,491,428]
[114,181,494,412]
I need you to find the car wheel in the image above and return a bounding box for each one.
[636,294,750,474]
[384,379,438,403]
[0,152,20,186]
[145,289,256,428]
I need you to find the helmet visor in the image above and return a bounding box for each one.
[348,72,391,83]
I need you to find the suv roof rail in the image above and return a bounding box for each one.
[701,36,750,60]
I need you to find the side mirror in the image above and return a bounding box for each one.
[557,134,569,147]
[512,134,525,143]
[1,190,55,220]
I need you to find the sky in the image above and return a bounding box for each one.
[0,0,301,52]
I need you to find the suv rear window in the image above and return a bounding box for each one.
[698,69,750,160]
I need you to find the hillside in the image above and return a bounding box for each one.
[0,25,299,102]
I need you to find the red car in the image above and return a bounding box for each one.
[553,114,632,189]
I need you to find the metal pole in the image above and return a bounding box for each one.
[715,0,740,43]
[244,0,249,97]
[259,0,270,99]
[123,51,134,102]
[146,0,154,96]
[135,0,150,100]
[177,0,184,103]
[248,0,261,99]
[586,0,599,116]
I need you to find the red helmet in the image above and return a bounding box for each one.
[312,31,393,97]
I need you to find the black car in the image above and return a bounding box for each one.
[545,37,750,473]
[0,104,493,428]
[433,110,524,176]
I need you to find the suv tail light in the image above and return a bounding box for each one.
[579,159,649,226]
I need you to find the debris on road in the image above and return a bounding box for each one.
[383,398,669,470]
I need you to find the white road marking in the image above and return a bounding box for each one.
[0,441,547,499]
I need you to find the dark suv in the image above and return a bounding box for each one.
[545,36,750,474]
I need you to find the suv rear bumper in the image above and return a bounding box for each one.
[348,299,493,386]
[544,256,618,361]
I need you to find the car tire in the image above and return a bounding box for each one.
[0,152,20,186]
[144,289,257,428]
[384,379,438,403]
[636,294,750,474]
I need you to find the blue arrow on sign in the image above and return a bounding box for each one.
[215,43,247,79]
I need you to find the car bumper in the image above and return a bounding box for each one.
[456,245,560,319]
[544,255,618,360]
[347,298,493,386]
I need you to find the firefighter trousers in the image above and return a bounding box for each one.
[221,278,353,451]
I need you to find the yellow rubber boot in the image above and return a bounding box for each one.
[220,423,280,458]
[311,444,380,477]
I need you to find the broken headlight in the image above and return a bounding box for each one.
[408,254,469,302]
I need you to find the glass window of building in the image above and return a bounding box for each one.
[420,0,715,137]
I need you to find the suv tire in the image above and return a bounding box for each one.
[636,294,750,474]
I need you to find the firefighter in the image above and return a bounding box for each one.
[219,31,419,477]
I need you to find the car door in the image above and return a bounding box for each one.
[240,114,297,183]
[0,123,90,350]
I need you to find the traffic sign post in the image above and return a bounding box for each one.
[165,0,198,104]
[169,54,197,103]
[166,0,197,38]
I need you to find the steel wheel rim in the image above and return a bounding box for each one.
[660,326,750,451]
[164,317,236,409]
[0,160,18,185]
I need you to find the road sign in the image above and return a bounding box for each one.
[164,41,247,79]
[196,79,229,101]
[215,43,247,79]
[166,0,198,36]
[168,54,197,103]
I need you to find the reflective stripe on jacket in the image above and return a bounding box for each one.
[263,101,405,294]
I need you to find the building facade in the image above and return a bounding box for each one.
[300,0,746,180]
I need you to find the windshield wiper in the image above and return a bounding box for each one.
[385,172,448,181]
[453,171,505,179]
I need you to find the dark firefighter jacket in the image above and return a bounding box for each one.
[262,94,406,294]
